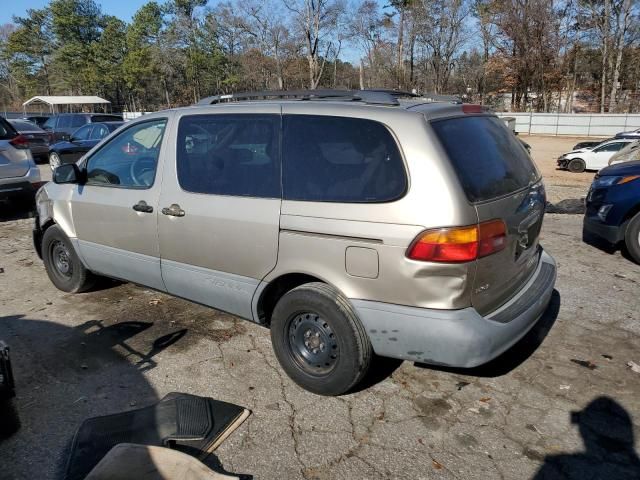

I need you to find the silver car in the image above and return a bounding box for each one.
[0,117,42,202]
[34,90,556,395]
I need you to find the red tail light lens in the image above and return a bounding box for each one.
[9,135,30,149]
[407,220,506,263]
[478,219,507,257]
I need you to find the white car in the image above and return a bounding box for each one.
[557,138,636,172]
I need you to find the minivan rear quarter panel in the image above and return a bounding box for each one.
[269,103,480,310]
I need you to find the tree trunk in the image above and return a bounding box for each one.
[396,6,405,89]
[609,0,631,113]
[600,0,610,113]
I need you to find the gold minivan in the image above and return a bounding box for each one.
[34,90,556,395]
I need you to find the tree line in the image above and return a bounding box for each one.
[0,0,639,113]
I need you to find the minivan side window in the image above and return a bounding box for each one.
[85,119,167,188]
[282,115,407,203]
[177,114,280,198]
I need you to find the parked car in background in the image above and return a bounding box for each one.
[608,141,640,167]
[0,116,42,202]
[48,121,123,169]
[34,90,556,395]
[573,140,605,150]
[23,116,50,128]
[615,128,640,139]
[8,119,50,163]
[42,113,123,143]
[557,138,636,172]
[583,161,640,264]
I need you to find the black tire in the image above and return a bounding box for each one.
[624,212,640,265]
[270,282,372,396]
[42,225,96,293]
[568,158,586,173]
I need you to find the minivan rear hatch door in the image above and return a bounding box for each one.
[431,115,544,315]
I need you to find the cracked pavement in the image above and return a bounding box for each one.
[1,138,640,479]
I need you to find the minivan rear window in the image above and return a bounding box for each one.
[431,116,539,202]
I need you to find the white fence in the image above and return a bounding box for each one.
[498,113,640,137]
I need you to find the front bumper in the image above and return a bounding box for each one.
[0,166,42,200]
[583,216,623,244]
[352,249,557,368]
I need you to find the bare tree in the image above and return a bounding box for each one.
[415,0,470,94]
[283,0,344,89]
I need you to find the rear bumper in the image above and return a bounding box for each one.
[352,249,557,368]
[0,166,41,200]
[583,216,623,244]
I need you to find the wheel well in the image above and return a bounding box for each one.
[257,273,323,326]
[34,219,56,259]
[623,203,640,223]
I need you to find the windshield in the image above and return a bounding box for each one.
[431,115,540,202]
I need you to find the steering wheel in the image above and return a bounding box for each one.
[130,156,157,187]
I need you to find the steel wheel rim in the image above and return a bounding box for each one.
[51,240,72,278]
[287,312,339,375]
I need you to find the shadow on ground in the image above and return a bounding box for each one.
[546,199,586,214]
[531,396,640,479]
[415,289,561,378]
[0,198,36,223]
[0,315,250,479]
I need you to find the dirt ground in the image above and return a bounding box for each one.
[1,135,639,480]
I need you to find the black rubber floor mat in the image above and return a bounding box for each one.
[65,393,250,480]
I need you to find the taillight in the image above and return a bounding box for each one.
[407,220,507,263]
[9,135,29,149]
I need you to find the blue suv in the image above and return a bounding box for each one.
[583,161,640,263]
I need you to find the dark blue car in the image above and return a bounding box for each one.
[48,121,123,170]
[583,161,640,263]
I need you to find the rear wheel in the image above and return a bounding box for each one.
[42,225,96,293]
[270,282,372,396]
[624,212,640,264]
[49,152,61,170]
[567,158,586,173]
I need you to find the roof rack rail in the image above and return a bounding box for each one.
[197,89,401,106]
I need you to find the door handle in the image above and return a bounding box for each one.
[132,200,153,213]
[161,204,185,217]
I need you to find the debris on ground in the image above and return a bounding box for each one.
[602,354,613,360]
[431,459,444,470]
[148,299,163,306]
[559,385,571,390]
[455,381,470,391]
[479,397,491,403]
[570,359,597,370]
[627,361,640,374]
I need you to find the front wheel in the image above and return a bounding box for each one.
[568,158,586,173]
[42,225,96,293]
[270,282,372,396]
[624,212,640,265]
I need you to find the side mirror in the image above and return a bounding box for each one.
[53,163,84,184]
[69,136,78,143]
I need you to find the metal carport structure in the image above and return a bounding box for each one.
[22,96,111,114]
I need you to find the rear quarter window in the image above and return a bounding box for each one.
[282,115,407,203]
[431,116,539,202]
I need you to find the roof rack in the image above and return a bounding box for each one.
[197,89,402,106]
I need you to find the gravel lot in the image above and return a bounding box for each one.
[1,136,639,479]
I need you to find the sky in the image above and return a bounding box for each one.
[0,0,149,24]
